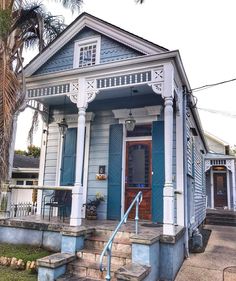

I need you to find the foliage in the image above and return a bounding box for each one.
[85,192,105,208]
[230,145,236,156]
[0,0,83,184]
[15,145,40,158]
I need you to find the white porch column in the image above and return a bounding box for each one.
[163,97,175,235]
[70,107,87,226]
[162,62,175,236]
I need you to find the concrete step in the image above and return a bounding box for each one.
[67,259,120,280]
[57,273,99,281]
[85,235,131,254]
[94,229,134,240]
[77,248,131,266]
[205,218,236,227]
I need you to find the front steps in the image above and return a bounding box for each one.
[57,228,133,280]
[206,209,236,226]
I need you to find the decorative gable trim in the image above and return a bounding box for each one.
[24,13,167,77]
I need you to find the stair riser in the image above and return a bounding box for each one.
[85,240,131,254]
[77,251,131,266]
[68,264,116,280]
[95,229,132,240]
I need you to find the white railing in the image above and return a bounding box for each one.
[7,185,73,218]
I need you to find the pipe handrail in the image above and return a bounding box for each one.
[99,191,143,281]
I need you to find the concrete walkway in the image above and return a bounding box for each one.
[175,225,236,281]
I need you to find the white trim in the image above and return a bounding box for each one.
[121,124,126,218]
[210,168,214,208]
[36,124,47,215]
[113,106,162,125]
[82,121,91,218]
[73,35,101,69]
[176,90,184,226]
[227,169,230,209]
[24,13,166,77]
[12,167,39,173]
[55,135,63,186]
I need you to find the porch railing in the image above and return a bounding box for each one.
[8,185,73,218]
[99,191,143,281]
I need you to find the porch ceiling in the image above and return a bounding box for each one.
[33,84,163,111]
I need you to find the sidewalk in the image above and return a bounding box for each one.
[175,225,236,281]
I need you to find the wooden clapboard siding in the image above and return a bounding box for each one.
[186,114,206,232]
[87,110,118,219]
[43,123,60,186]
[34,27,143,76]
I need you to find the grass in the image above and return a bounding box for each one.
[0,266,37,281]
[0,243,52,263]
[0,243,53,281]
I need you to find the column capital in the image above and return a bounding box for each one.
[68,78,100,109]
[162,62,174,99]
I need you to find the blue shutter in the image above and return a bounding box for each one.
[60,128,77,186]
[107,124,123,220]
[152,121,165,223]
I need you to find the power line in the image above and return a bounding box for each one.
[197,107,236,118]
[192,77,236,92]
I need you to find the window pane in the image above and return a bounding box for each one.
[127,124,152,137]
[26,181,33,186]
[128,144,149,187]
[16,180,24,185]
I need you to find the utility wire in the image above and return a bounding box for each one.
[197,107,236,118]
[192,77,236,92]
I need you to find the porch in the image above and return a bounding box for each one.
[0,215,185,281]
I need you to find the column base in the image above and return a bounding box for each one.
[70,185,83,227]
[69,217,82,227]
[163,223,175,236]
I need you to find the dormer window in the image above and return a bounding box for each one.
[73,36,101,68]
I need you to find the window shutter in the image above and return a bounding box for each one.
[60,128,77,186]
[152,121,165,223]
[107,124,123,220]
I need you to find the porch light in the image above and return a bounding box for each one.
[58,118,68,137]
[58,95,68,137]
[125,87,136,131]
[125,110,136,131]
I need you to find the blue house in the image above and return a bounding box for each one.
[21,12,208,280]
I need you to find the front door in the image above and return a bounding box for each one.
[214,173,227,208]
[125,141,152,220]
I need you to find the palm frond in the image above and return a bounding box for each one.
[56,0,83,13]
[27,109,39,145]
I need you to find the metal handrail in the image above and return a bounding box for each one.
[99,191,143,281]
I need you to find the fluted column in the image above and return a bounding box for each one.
[70,107,86,226]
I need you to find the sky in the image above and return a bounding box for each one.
[15,0,236,149]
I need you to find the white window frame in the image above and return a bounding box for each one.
[73,36,101,68]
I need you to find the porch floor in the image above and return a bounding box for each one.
[0,215,183,238]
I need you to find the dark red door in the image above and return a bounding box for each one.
[125,141,152,220]
[214,173,227,208]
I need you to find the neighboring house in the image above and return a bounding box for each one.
[205,132,236,210]
[21,12,208,280]
[11,154,39,204]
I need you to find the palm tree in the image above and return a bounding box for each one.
[0,0,82,189]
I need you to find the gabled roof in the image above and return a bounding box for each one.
[13,154,39,169]
[205,131,229,146]
[24,12,168,77]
